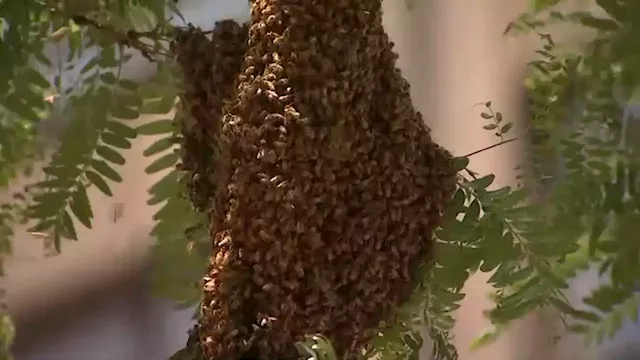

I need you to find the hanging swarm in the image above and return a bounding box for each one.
[173,21,249,213]
[184,1,458,359]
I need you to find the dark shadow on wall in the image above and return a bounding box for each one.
[11,261,195,360]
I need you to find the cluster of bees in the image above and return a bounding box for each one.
[172,1,457,359]
[173,20,249,214]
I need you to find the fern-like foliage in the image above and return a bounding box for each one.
[0,0,184,358]
[435,0,640,357]
[368,1,640,359]
[26,46,139,249]
[139,64,210,310]
[503,0,640,348]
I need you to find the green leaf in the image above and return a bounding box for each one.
[595,0,626,21]
[483,124,497,130]
[500,123,513,134]
[127,4,159,33]
[572,309,601,323]
[99,46,118,67]
[628,297,639,322]
[100,72,117,84]
[105,120,137,139]
[141,96,177,114]
[28,192,68,218]
[110,103,139,120]
[148,171,180,202]
[4,96,40,121]
[96,146,126,165]
[86,171,113,196]
[115,92,143,109]
[497,187,528,209]
[464,200,480,225]
[481,112,493,119]
[29,219,56,234]
[470,175,495,189]
[91,159,123,182]
[101,132,132,149]
[470,325,503,349]
[607,309,623,338]
[61,210,78,240]
[118,79,140,92]
[145,153,179,174]
[33,179,77,189]
[588,213,606,257]
[136,119,175,135]
[403,334,420,350]
[23,68,51,89]
[548,297,576,314]
[567,323,590,333]
[69,186,93,228]
[143,137,175,157]
[575,14,619,31]
[449,188,466,211]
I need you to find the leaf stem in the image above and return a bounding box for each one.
[462,138,518,158]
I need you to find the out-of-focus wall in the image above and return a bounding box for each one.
[11,264,195,360]
[382,1,603,360]
[382,1,536,359]
[5,112,165,321]
[5,113,195,359]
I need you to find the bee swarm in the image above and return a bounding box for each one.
[173,1,457,359]
[173,20,249,213]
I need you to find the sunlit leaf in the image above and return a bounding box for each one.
[143,137,175,157]
[145,153,179,174]
[137,119,174,135]
[69,186,93,228]
[61,210,78,240]
[101,132,132,149]
[91,159,123,182]
[96,146,126,165]
[86,171,113,196]
[105,120,137,139]
[469,175,495,190]
[127,4,159,33]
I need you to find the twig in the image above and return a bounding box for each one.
[462,138,518,158]
[464,168,478,180]
[70,15,171,61]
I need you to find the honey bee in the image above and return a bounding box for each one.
[187,2,457,359]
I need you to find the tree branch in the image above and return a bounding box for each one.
[462,138,518,158]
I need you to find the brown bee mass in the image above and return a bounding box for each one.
[174,1,457,360]
[173,20,249,213]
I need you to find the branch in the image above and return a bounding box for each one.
[69,15,171,61]
[462,138,518,158]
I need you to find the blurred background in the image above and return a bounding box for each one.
[3,0,639,359]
